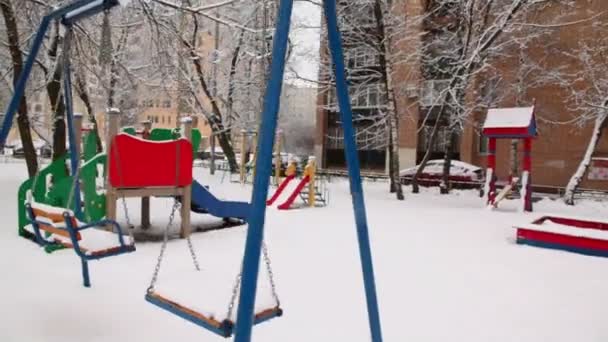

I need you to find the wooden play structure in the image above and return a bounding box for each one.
[483,106,537,212]
[236,129,287,186]
[515,215,608,257]
[107,109,195,237]
[238,129,258,184]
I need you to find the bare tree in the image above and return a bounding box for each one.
[556,30,608,204]
[1,0,38,176]
[408,0,567,194]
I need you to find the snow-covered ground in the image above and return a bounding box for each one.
[2,162,608,342]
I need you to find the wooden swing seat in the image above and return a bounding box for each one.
[25,201,136,287]
[25,202,135,257]
[146,291,282,338]
[29,203,82,240]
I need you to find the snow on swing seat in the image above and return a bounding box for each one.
[25,202,134,256]
[147,267,281,337]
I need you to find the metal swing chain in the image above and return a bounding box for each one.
[110,133,135,230]
[147,199,180,293]
[225,265,242,320]
[262,241,281,306]
[186,231,202,271]
[173,126,201,272]
[107,127,135,242]
[224,241,280,320]
[147,122,202,293]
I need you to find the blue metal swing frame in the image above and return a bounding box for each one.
[0,0,121,220]
[1,0,385,341]
[233,0,384,341]
[25,203,135,287]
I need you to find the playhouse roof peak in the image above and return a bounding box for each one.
[483,106,537,138]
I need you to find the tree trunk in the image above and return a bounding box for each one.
[564,113,608,205]
[388,111,403,199]
[45,22,67,161]
[74,70,102,152]
[412,106,445,193]
[226,32,243,128]
[187,43,238,172]
[48,59,66,161]
[440,129,456,194]
[106,28,128,111]
[1,0,38,177]
[388,133,395,192]
[373,0,403,200]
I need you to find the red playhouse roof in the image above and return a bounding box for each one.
[482,106,537,138]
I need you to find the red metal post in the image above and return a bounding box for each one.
[487,138,497,205]
[523,138,533,211]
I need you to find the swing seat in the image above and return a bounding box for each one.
[25,202,135,287]
[25,202,135,256]
[146,291,283,338]
[28,203,82,241]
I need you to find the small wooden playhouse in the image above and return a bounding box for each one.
[482,106,537,212]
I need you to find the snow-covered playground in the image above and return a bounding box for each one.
[2,162,608,342]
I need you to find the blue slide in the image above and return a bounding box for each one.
[189,181,250,221]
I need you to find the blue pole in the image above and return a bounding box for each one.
[62,27,82,219]
[232,0,294,341]
[323,1,384,341]
[0,0,120,148]
[0,16,51,147]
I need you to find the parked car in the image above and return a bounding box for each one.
[399,159,484,189]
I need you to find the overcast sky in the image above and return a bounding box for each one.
[287,1,321,86]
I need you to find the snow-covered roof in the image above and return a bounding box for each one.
[484,106,534,129]
[483,106,537,138]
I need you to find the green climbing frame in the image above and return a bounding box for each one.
[18,130,106,250]
[149,127,202,155]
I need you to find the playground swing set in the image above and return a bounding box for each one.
[0,0,385,341]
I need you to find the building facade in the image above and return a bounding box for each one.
[316,0,608,190]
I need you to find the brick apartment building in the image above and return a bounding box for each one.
[315,0,608,190]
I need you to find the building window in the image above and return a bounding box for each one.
[163,100,171,108]
[34,104,43,112]
[420,79,450,107]
[161,116,165,124]
[349,84,384,108]
[155,99,160,108]
[168,116,171,124]
[347,47,380,69]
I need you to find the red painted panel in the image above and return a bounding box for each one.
[516,228,608,251]
[483,127,530,137]
[532,216,608,231]
[109,133,193,188]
